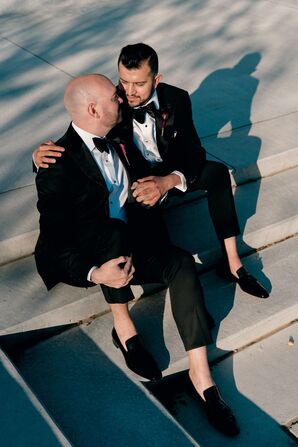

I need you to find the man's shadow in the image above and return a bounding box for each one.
[166,51,270,309]
[191,52,270,279]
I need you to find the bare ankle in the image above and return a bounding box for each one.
[114,322,138,351]
[227,257,242,277]
[189,369,214,400]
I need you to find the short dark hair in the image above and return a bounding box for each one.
[118,43,159,75]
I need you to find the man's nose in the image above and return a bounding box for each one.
[127,83,136,95]
[117,96,123,104]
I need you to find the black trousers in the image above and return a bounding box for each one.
[99,206,212,351]
[189,161,240,241]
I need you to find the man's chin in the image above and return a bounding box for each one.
[128,98,141,107]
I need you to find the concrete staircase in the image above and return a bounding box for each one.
[1,120,298,445]
[1,1,298,444]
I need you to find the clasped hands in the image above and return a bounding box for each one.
[91,256,135,288]
[131,174,177,207]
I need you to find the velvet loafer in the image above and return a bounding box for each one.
[188,380,240,437]
[112,328,162,381]
[217,263,269,298]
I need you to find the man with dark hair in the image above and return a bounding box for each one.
[34,43,268,299]
[118,42,159,74]
[34,73,239,436]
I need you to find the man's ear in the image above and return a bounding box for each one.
[88,103,100,118]
[154,73,163,88]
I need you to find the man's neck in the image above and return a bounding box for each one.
[72,119,111,138]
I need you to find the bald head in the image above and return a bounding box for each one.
[63,74,122,135]
[64,74,110,117]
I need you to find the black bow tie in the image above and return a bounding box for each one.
[132,102,157,124]
[93,137,111,154]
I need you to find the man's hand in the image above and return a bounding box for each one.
[33,140,65,169]
[90,256,135,288]
[131,174,180,207]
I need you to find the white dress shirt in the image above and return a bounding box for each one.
[132,90,187,192]
[72,123,129,282]
[72,123,129,223]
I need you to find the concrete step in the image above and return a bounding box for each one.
[202,111,298,185]
[1,166,297,337]
[146,323,298,446]
[10,334,199,447]
[0,185,39,266]
[0,347,71,446]
[0,253,142,336]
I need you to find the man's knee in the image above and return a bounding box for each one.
[194,161,231,192]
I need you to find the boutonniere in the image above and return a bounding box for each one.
[160,108,171,137]
[108,132,131,167]
[119,143,130,166]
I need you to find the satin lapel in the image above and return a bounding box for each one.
[155,89,175,157]
[66,125,106,187]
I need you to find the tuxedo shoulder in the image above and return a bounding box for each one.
[37,133,71,179]
[54,126,73,149]
[157,82,189,100]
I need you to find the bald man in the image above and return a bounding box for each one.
[34,74,239,436]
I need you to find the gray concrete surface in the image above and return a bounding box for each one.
[147,323,298,447]
[1,1,298,191]
[0,348,71,446]
[1,1,298,446]
[0,253,143,336]
[13,332,198,447]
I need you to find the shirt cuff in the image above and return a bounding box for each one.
[172,170,187,192]
[87,266,98,282]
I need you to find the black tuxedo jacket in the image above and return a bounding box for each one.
[117,82,206,188]
[35,124,147,291]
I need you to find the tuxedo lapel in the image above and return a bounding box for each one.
[155,85,175,157]
[65,125,107,187]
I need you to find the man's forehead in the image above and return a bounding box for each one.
[118,62,152,81]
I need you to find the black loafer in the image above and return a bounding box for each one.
[235,266,269,298]
[217,263,269,298]
[112,328,162,381]
[189,380,240,437]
